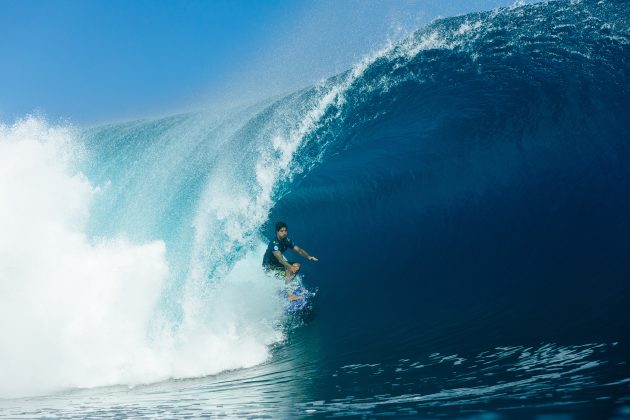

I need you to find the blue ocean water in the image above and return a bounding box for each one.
[1,0,629,418]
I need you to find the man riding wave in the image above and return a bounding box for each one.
[262,221,318,300]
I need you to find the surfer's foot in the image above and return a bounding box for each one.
[288,294,303,302]
[285,263,300,279]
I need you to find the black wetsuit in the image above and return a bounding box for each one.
[262,237,296,269]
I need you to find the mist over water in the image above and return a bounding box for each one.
[1,0,629,417]
[0,115,309,400]
[0,118,169,396]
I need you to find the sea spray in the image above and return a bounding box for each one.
[0,117,168,397]
[0,117,287,398]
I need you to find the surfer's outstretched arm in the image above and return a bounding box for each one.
[293,246,318,262]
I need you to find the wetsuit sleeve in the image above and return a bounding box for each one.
[287,238,297,250]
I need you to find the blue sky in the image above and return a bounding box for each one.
[0,0,532,125]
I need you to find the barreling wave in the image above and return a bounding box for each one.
[0,0,628,405]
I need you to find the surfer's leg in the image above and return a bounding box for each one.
[284,262,300,282]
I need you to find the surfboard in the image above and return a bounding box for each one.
[286,286,311,312]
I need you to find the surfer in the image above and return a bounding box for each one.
[262,221,318,300]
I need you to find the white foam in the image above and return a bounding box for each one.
[166,248,286,380]
[0,117,169,397]
[0,117,288,398]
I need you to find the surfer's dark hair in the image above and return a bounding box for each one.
[276,221,287,232]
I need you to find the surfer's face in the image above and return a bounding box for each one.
[276,227,287,240]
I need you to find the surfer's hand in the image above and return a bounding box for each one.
[289,263,300,273]
[308,256,318,262]
[288,293,303,301]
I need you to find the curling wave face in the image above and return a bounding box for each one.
[1,1,629,414]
